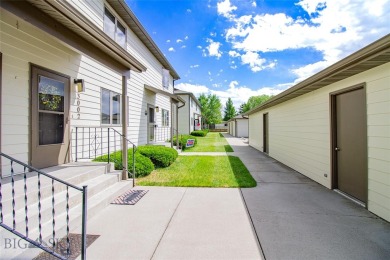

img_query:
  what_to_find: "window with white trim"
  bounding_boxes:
[101,88,121,125]
[162,109,169,126]
[104,8,126,48]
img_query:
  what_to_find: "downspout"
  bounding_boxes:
[121,72,129,180]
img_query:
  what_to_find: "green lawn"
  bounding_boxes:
[136,156,256,188]
[185,132,233,152]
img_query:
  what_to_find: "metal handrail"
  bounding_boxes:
[74,127,137,186]
[110,128,136,187]
[0,152,87,260]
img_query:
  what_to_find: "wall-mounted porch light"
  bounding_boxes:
[155,106,160,113]
[74,79,85,92]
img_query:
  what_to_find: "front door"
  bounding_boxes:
[147,105,155,144]
[263,113,269,153]
[31,65,70,168]
[332,86,367,203]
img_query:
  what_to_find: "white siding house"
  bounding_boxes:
[245,35,390,222]
[0,0,181,173]
[174,89,202,134]
[227,115,249,138]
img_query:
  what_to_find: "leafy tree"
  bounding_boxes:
[198,93,223,126]
[223,97,237,121]
[239,95,272,113]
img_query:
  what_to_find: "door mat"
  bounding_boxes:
[32,233,100,260]
[111,189,148,205]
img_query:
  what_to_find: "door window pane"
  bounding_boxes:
[112,93,121,124]
[38,76,64,112]
[104,8,115,39]
[39,113,64,145]
[149,107,155,123]
[101,89,111,124]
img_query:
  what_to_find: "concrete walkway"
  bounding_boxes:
[80,133,390,260]
[223,133,390,260]
[82,186,263,260]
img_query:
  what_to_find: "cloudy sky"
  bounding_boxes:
[127,0,390,108]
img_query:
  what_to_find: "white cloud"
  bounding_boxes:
[210,32,217,37]
[181,45,187,49]
[176,81,283,109]
[190,64,200,68]
[186,9,192,13]
[252,1,257,7]
[240,51,276,72]
[184,36,189,40]
[228,50,240,57]
[176,39,183,43]
[175,83,210,96]
[208,71,212,75]
[217,0,237,19]
[166,40,171,43]
[197,45,203,49]
[222,0,390,81]
[168,47,175,52]
[205,39,223,59]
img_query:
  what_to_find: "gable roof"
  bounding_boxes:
[245,34,390,115]
[107,0,180,80]
[227,114,248,122]
[174,89,201,107]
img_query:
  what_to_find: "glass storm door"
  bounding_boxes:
[31,65,70,168]
[148,105,155,143]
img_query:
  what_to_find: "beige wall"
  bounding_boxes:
[248,62,390,222]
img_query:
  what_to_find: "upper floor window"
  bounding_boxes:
[162,69,170,89]
[162,109,169,126]
[101,88,121,125]
[104,8,126,48]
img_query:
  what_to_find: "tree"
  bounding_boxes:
[239,95,272,113]
[198,93,223,126]
[223,97,237,121]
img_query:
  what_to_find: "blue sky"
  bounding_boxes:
[126,0,390,108]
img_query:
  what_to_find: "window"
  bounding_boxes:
[191,98,194,108]
[162,109,169,126]
[104,8,126,48]
[101,88,121,125]
[162,69,170,89]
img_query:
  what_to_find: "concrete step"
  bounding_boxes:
[1,173,121,232]
[1,177,133,260]
[1,162,113,212]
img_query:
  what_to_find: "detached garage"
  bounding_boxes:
[228,115,249,137]
[245,35,390,222]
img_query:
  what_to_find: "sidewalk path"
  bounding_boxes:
[82,186,263,260]
[223,133,390,260]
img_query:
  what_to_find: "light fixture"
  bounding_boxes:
[74,79,85,92]
[145,110,148,115]
[155,106,160,112]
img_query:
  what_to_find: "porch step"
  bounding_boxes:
[0,163,133,259]
[1,162,113,213]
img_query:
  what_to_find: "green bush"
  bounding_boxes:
[137,146,178,168]
[93,149,154,177]
[191,130,208,137]
[172,135,197,151]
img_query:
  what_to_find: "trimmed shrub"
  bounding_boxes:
[93,149,154,177]
[172,135,197,151]
[191,130,207,137]
[137,146,178,168]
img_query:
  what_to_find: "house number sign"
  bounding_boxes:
[73,93,81,119]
